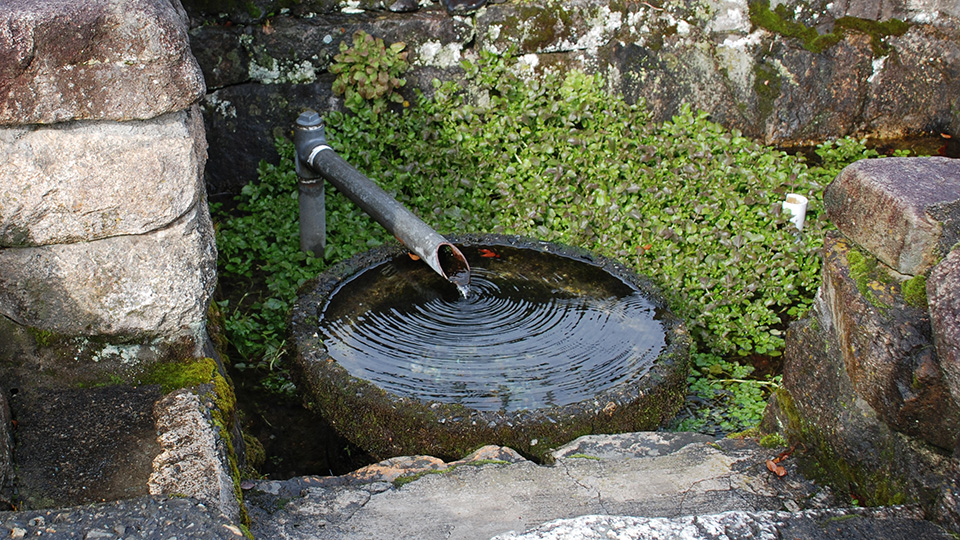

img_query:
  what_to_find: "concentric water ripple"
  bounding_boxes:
[319,245,666,412]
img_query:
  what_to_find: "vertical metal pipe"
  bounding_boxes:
[295,111,326,256]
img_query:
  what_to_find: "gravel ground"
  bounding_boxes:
[0,496,244,540]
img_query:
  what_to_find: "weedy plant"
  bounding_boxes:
[330,30,409,115]
[214,48,907,431]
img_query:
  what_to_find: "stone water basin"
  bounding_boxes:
[290,234,690,462]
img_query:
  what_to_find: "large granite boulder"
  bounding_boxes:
[0,0,216,348]
[0,107,207,247]
[816,232,960,450]
[767,293,960,532]
[929,247,960,412]
[824,157,960,276]
[0,0,205,125]
[0,202,216,340]
[767,157,960,533]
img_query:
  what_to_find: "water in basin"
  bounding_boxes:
[318,244,666,412]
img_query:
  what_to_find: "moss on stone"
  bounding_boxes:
[73,374,126,389]
[140,357,218,394]
[846,247,891,311]
[748,0,909,56]
[565,453,602,460]
[749,1,834,53]
[504,1,575,53]
[26,327,60,348]
[773,388,910,508]
[753,61,782,121]
[392,459,510,488]
[138,355,250,524]
[901,274,928,309]
[243,433,266,473]
[835,16,909,56]
[758,431,787,448]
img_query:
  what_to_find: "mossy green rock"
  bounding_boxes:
[818,232,960,450]
[765,238,960,532]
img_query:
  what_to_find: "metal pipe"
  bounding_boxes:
[294,110,470,288]
[295,114,326,255]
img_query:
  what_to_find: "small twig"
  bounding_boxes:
[711,378,781,388]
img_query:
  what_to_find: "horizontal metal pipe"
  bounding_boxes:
[294,111,470,286]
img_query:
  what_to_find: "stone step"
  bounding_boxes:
[493,508,950,540]
[244,431,951,540]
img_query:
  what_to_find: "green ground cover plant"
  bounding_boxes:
[214,48,901,432]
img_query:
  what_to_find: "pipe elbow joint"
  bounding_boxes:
[294,110,330,173]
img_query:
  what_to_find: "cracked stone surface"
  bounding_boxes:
[245,432,837,540]
[492,507,954,540]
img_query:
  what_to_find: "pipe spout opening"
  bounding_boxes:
[436,243,471,292]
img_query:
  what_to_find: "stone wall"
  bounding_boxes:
[182,0,960,195]
[0,0,216,360]
[766,157,960,532]
[0,1,238,517]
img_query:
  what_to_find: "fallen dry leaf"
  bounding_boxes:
[766,459,787,477]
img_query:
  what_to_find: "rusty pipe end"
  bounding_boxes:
[433,242,471,290]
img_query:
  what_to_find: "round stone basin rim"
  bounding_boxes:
[290,233,691,460]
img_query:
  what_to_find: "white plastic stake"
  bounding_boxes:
[782,193,808,231]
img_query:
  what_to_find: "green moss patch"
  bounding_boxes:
[753,62,782,120]
[901,275,927,308]
[140,358,218,394]
[773,388,909,508]
[393,459,510,488]
[845,247,892,311]
[749,0,909,55]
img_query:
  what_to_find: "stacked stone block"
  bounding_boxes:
[0,0,215,350]
[769,157,960,532]
[0,0,244,520]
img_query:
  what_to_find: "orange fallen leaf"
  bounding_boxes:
[766,459,787,477]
